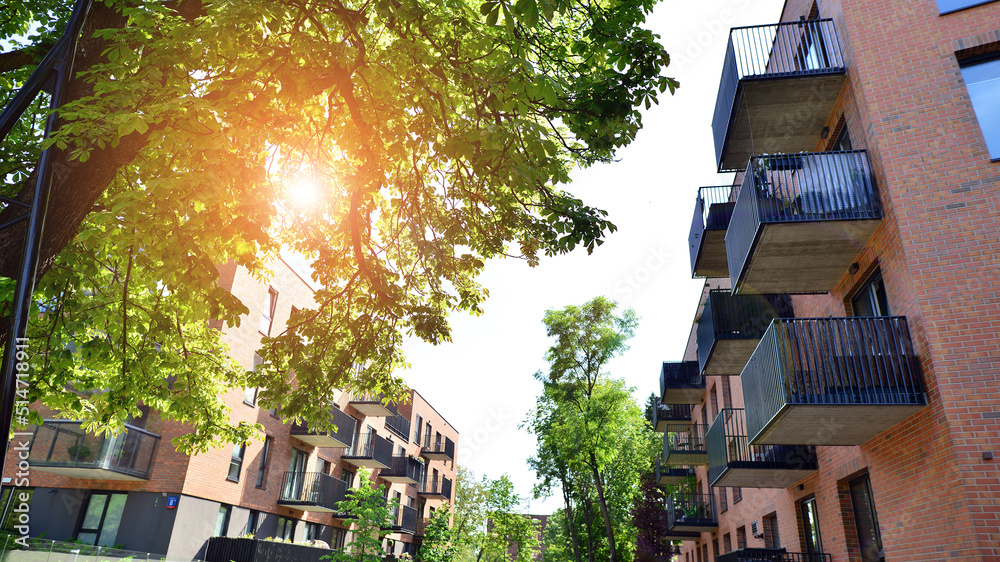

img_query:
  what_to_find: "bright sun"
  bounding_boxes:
[287,176,322,209]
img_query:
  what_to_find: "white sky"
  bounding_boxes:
[401,0,786,514]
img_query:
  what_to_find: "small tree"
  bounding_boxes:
[419,504,457,562]
[324,468,396,562]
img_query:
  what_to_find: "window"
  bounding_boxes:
[245,510,260,536]
[424,423,432,447]
[736,526,747,549]
[709,384,718,423]
[960,53,1000,159]
[732,486,742,503]
[763,512,780,548]
[833,125,853,151]
[414,415,423,445]
[284,449,307,498]
[319,458,332,476]
[718,487,728,512]
[245,354,263,406]
[228,444,246,481]
[214,504,232,537]
[851,270,889,317]
[938,0,998,14]
[332,527,347,549]
[76,493,127,546]
[723,533,732,553]
[850,474,884,562]
[801,496,823,553]
[341,469,354,487]
[712,539,719,560]
[721,377,732,409]
[276,516,295,540]
[260,287,278,335]
[256,436,272,488]
[305,522,320,541]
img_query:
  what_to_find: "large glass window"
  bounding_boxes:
[801,496,823,553]
[850,474,884,562]
[851,270,889,317]
[276,516,295,540]
[256,436,272,488]
[938,0,998,14]
[960,54,1000,159]
[77,493,127,546]
[227,444,246,482]
[214,504,231,537]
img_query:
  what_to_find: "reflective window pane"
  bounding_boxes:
[960,57,1000,159]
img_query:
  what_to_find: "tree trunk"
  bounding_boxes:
[560,473,583,562]
[590,452,617,562]
[581,498,594,562]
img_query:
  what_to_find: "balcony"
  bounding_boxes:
[742,317,926,446]
[666,493,717,532]
[712,20,846,172]
[419,476,453,500]
[725,151,882,295]
[385,411,411,441]
[390,505,418,534]
[707,409,817,488]
[689,186,737,278]
[341,431,393,469]
[652,402,694,432]
[662,423,707,466]
[656,457,692,485]
[697,290,793,376]
[28,421,158,481]
[349,392,394,417]
[717,548,832,562]
[278,471,349,513]
[290,405,357,448]
[660,361,705,404]
[381,455,424,484]
[421,436,455,462]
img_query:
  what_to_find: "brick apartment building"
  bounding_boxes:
[655,0,999,561]
[2,257,459,559]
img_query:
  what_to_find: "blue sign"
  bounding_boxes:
[166,496,179,509]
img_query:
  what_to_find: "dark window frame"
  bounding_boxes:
[801,495,823,554]
[256,436,272,489]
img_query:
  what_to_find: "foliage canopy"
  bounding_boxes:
[0,0,675,450]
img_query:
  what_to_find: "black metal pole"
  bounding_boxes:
[0,0,93,479]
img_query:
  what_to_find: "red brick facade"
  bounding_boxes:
[674,1,999,561]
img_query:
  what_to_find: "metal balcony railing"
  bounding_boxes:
[419,476,453,499]
[666,493,717,530]
[697,290,793,376]
[342,431,393,468]
[712,20,846,170]
[689,185,738,277]
[382,455,424,483]
[717,549,832,562]
[28,421,159,480]
[290,405,357,448]
[421,436,455,461]
[652,401,694,430]
[278,471,348,511]
[742,317,926,445]
[725,150,881,292]
[707,409,817,488]
[397,505,418,533]
[659,361,704,401]
[384,411,411,441]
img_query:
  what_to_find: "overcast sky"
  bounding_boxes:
[401,0,786,514]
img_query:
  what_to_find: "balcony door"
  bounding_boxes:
[850,474,884,562]
[801,496,823,553]
[851,271,889,317]
[76,492,127,546]
[284,448,307,500]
